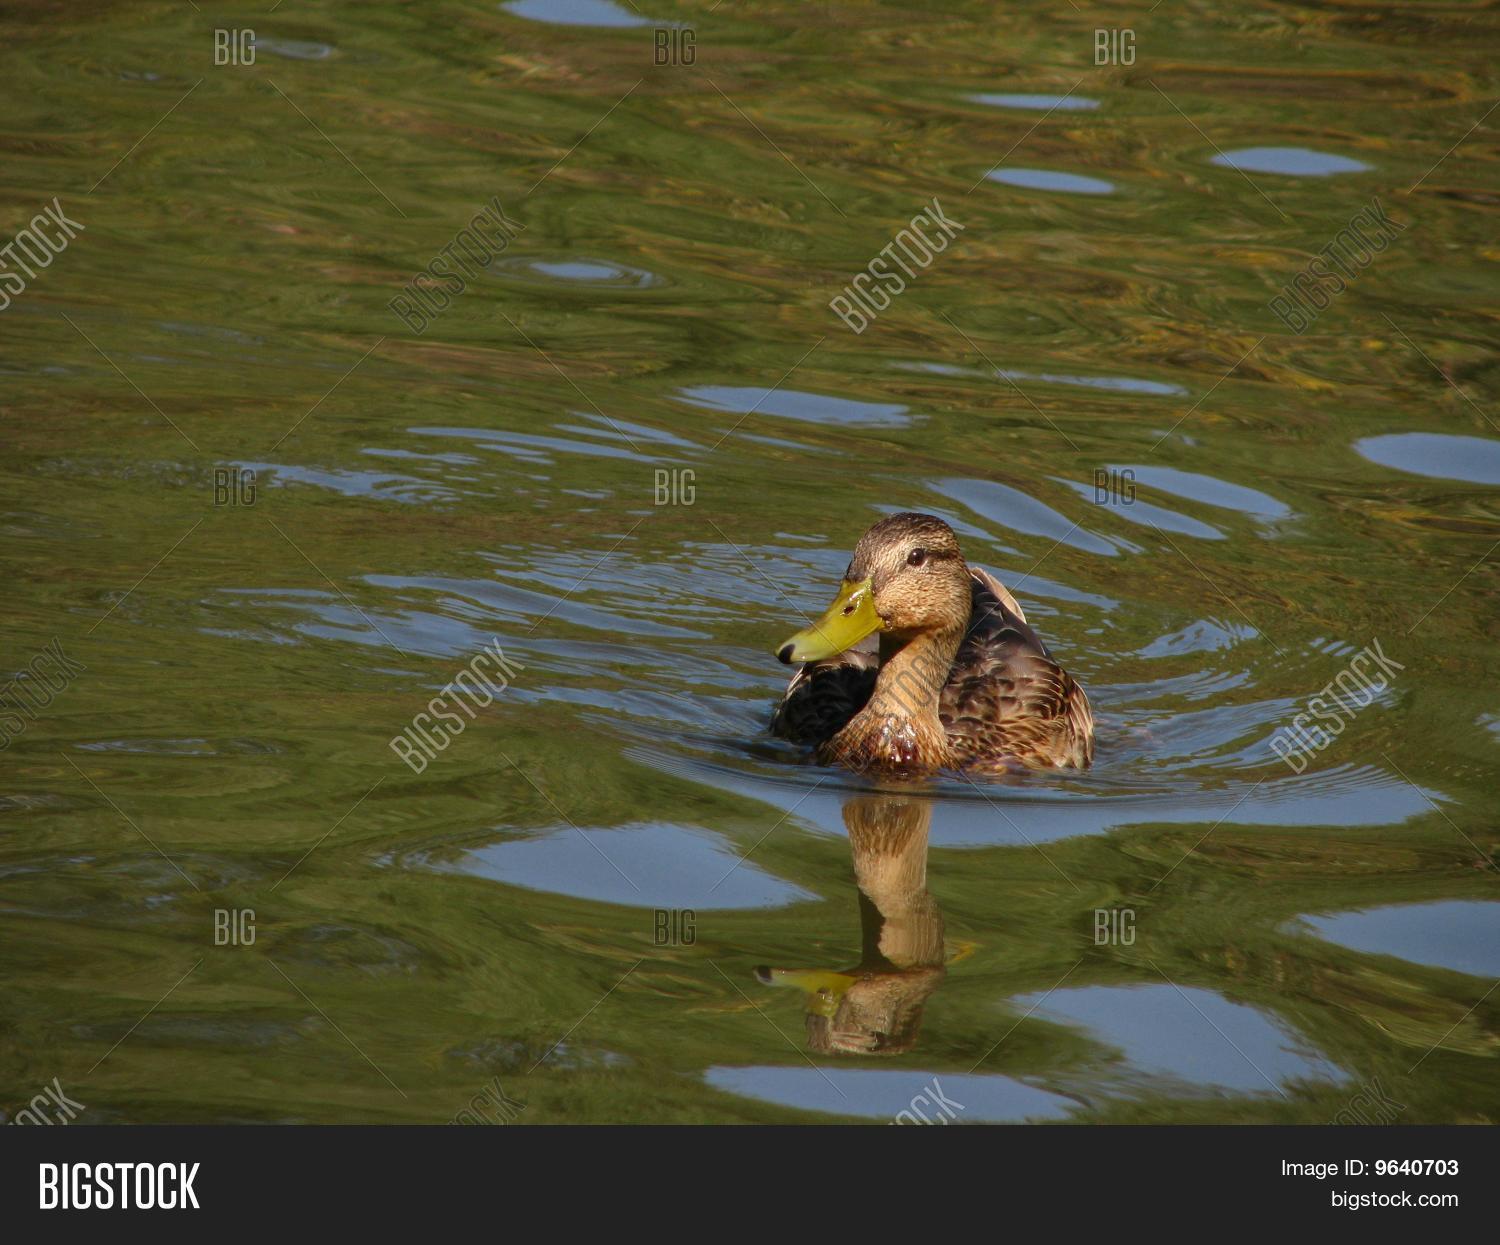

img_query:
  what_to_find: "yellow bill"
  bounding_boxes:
[775,577,881,664]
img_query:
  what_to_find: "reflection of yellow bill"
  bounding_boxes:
[757,968,857,1017]
[776,578,880,663]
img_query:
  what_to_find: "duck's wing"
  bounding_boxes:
[770,635,878,746]
[940,568,1094,769]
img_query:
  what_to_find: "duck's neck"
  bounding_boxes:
[824,624,965,772]
[870,626,964,719]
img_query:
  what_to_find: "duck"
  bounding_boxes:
[771,511,1093,773]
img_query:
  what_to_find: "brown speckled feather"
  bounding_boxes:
[771,568,1093,769]
[940,569,1094,769]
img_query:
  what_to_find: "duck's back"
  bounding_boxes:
[939,569,1094,769]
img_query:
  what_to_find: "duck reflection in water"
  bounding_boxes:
[756,792,945,1055]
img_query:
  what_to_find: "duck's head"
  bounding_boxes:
[776,512,971,664]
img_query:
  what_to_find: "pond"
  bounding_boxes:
[0,0,1496,1123]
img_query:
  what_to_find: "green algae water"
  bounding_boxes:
[1,1,1497,1124]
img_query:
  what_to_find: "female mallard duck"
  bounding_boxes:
[771,512,1093,773]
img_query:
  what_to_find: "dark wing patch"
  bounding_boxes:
[770,636,878,745]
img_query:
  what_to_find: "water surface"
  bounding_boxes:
[1,0,1497,1125]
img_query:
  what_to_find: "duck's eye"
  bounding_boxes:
[907,547,927,567]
